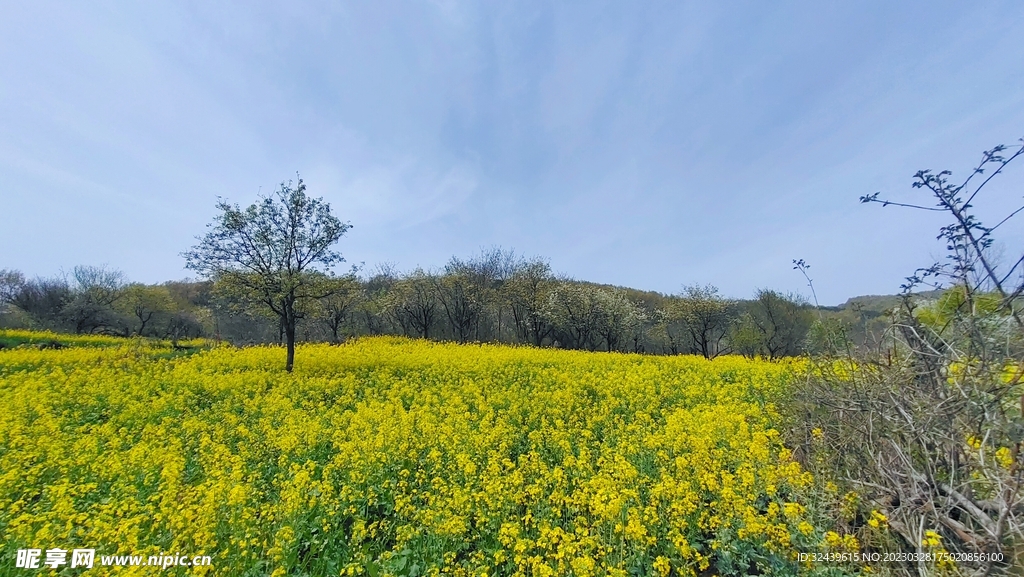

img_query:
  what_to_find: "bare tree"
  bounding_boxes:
[359,263,399,336]
[434,258,486,343]
[317,273,361,343]
[0,269,24,305]
[546,281,602,351]
[750,289,812,360]
[593,288,645,352]
[118,283,175,336]
[505,258,554,346]
[63,265,127,334]
[676,284,732,359]
[389,269,439,339]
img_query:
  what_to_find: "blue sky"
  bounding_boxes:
[2,1,1023,305]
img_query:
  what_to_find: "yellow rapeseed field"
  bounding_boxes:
[0,332,842,576]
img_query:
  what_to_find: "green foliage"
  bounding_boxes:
[117,283,176,337]
[915,285,1004,331]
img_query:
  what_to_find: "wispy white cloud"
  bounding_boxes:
[2,1,1023,302]
[307,158,479,230]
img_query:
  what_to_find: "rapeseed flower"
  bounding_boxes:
[1,331,828,575]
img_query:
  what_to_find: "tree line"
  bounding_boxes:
[0,251,818,359]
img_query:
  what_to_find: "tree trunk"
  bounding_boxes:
[285,318,296,372]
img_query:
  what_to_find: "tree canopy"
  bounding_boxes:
[183,177,350,371]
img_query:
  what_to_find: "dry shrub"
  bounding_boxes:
[789,140,1024,576]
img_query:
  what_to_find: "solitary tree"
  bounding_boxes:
[183,177,350,371]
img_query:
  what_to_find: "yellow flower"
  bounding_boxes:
[995,447,1015,469]
[0,330,817,576]
[782,502,804,520]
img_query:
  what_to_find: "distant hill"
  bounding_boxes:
[828,290,944,314]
